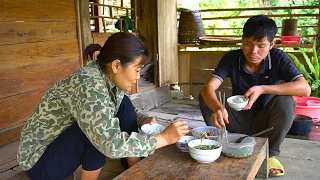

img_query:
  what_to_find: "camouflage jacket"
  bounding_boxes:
[17,61,157,171]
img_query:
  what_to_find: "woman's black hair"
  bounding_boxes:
[84,32,149,70]
[243,15,278,43]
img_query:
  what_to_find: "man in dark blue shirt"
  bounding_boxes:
[199,15,310,177]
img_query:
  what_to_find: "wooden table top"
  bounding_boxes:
[114,137,268,180]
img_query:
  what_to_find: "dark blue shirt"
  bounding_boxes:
[212,48,303,110]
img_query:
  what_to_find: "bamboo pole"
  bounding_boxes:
[134,0,137,31]
[102,0,106,33]
[317,11,320,50]
[178,44,314,49]
[91,16,136,20]
[120,18,123,32]
[89,2,134,10]
[203,25,317,30]
[176,5,319,12]
[204,34,317,38]
[200,14,318,20]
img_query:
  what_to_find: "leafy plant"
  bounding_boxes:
[288,45,320,97]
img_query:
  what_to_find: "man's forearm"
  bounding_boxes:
[261,78,311,97]
[201,86,222,112]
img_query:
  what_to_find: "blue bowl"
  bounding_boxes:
[288,114,312,136]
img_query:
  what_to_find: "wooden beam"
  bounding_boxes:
[92,0,100,32]
[76,0,93,66]
[178,43,314,49]
[177,5,320,12]
[203,35,317,38]
[203,25,318,30]
[178,53,191,96]
[158,0,178,86]
[89,2,135,10]
[200,14,318,20]
[90,16,136,20]
[135,0,158,87]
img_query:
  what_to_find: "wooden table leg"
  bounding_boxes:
[257,139,269,179]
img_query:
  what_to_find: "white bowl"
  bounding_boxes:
[191,126,223,140]
[188,139,222,163]
[227,95,249,111]
[176,136,197,152]
[140,124,165,135]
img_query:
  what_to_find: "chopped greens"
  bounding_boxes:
[194,145,219,150]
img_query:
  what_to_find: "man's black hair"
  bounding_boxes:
[243,15,278,42]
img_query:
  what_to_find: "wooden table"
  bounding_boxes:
[114,137,269,180]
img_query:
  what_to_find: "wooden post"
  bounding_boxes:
[75,0,84,67]
[92,0,100,32]
[119,18,123,32]
[75,0,93,66]
[76,0,94,66]
[158,0,178,86]
[134,0,138,31]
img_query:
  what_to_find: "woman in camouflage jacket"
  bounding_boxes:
[18,32,189,180]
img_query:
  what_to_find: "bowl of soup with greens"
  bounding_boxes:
[188,139,222,163]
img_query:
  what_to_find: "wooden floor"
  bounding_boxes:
[1,98,319,179]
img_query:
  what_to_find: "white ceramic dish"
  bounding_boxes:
[188,139,222,163]
[176,136,197,152]
[191,126,223,140]
[140,124,165,135]
[227,95,249,111]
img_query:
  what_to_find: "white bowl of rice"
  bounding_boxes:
[140,124,165,135]
[227,95,249,111]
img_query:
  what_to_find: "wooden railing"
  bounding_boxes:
[178,5,320,49]
[89,1,137,32]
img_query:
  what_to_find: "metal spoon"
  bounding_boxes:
[235,127,274,143]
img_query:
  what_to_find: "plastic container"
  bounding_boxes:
[288,114,313,135]
[191,126,223,140]
[227,95,249,111]
[218,133,256,158]
[176,136,197,152]
[280,36,301,44]
[293,96,320,124]
[188,139,222,163]
[306,100,320,106]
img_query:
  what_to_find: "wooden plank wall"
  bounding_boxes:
[0,0,81,146]
[178,51,310,98]
[157,0,178,86]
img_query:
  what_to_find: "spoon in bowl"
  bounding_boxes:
[235,127,274,143]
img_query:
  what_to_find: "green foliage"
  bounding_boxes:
[288,45,320,97]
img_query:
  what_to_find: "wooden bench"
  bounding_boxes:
[114,137,269,180]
